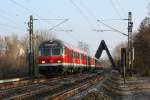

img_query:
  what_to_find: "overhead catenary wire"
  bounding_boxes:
[7,0,127,37]
[108,0,122,19]
[0,13,24,29]
[53,29,72,32]
[115,0,127,16]
[77,0,127,37]
[49,19,68,31]
[58,30,81,43]
[9,0,41,18]
[0,8,20,20]
[77,0,106,40]
[9,0,33,14]
[0,23,24,31]
[10,0,71,30]
[0,7,25,31]
[34,18,68,21]
[98,19,128,21]
[35,18,69,31]
[69,0,94,28]
[52,27,83,48]
[9,0,70,34]
[0,8,24,31]
[78,0,101,27]
[97,20,128,36]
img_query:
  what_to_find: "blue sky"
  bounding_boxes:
[0,0,149,56]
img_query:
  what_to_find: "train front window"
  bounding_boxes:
[40,48,51,56]
[52,48,62,56]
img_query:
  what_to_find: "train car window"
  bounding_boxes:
[80,54,82,59]
[78,53,80,59]
[40,48,51,56]
[52,48,62,56]
[74,52,76,58]
[71,50,73,58]
[82,55,85,59]
[79,54,82,62]
[76,52,79,58]
[76,53,78,58]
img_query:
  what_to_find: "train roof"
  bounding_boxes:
[39,39,92,56]
[39,39,63,48]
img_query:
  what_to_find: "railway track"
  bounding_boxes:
[0,72,106,100]
[48,75,104,100]
[0,74,75,99]
[0,77,48,90]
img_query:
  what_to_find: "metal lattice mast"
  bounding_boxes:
[28,15,34,77]
[128,12,133,75]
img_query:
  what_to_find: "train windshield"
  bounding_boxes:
[39,48,51,56]
[39,47,62,56]
[52,48,62,56]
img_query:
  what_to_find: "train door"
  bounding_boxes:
[87,56,91,67]
[79,54,82,66]
[71,50,74,67]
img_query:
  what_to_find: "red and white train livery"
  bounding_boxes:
[38,39,102,75]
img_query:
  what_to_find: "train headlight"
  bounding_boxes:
[57,60,61,63]
[42,61,45,64]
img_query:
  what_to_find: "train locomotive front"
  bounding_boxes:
[38,40,65,75]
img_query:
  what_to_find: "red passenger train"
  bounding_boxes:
[38,39,102,75]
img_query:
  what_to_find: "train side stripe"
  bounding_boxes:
[38,63,94,67]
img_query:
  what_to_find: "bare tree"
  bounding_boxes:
[0,34,28,79]
[0,30,57,79]
[0,36,6,56]
[133,17,150,76]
